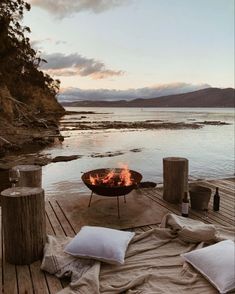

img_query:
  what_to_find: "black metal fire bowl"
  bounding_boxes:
[81,168,142,197]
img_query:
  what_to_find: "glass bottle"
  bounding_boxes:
[181,191,189,217]
[213,187,220,211]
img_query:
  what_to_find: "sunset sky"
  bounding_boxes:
[25,0,234,101]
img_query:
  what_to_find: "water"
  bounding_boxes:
[42,107,234,196]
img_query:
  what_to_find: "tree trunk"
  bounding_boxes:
[13,165,42,187]
[163,157,188,204]
[1,187,46,265]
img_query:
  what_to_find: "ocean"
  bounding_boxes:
[41,107,234,196]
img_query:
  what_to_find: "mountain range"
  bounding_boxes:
[61,88,235,108]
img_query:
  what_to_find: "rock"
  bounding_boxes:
[51,155,82,163]
[34,157,52,166]
[130,148,142,153]
[90,151,124,158]
[64,111,96,115]
[198,120,230,125]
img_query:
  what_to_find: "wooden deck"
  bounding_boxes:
[0,177,234,294]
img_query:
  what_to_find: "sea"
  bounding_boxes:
[41,107,234,196]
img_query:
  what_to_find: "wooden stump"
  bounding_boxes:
[13,165,42,187]
[1,187,46,265]
[163,157,188,204]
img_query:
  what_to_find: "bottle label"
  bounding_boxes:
[182,202,189,214]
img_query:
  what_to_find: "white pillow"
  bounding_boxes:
[181,240,235,293]
[64,226,135,265]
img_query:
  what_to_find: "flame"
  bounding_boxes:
[102,170,115,184]
[89,165,133,187]
[119,165,132,186]
[89,174,99,185]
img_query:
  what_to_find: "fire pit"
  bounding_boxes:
[81,167,142,217]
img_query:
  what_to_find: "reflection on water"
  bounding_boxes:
[41,107,234,196]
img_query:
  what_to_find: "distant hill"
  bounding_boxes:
[61,88,235,108]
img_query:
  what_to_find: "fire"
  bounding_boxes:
[89,165,133,187]
[89,174,99,185]
[119,165,132,186]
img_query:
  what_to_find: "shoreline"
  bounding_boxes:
[0,108,233,194]
[0,113,231,170]
[62,105,235,109]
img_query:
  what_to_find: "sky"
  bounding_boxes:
[24,0,234,101]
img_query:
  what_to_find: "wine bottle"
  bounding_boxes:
[213,187,220,211]
[181,192,189,217]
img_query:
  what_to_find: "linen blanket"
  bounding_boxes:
[41,214,235,294]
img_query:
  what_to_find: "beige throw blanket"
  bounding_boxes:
[41,214,235,294]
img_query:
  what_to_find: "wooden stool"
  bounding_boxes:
[163,157,188,204]
[1,187,46,265]
[13,165,42,187]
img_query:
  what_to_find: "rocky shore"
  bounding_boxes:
[0,108,105,171]
[60,119,230,131]
[0,85,65,169]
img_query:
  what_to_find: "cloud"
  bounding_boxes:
[40,52,123,79]
[29,0,130,18]
[30,39,67,50]
[58,83,211,102]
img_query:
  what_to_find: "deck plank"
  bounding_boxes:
[3,263,18,294]
[46,212,55,236]
[2,228,18,294]
[202,181,234,197]
[218,179,235,189]
[30,261,50,294]
[44,274,63,294]
[16,265,34,294]
[225,178,235,183]
[45,201,66,236]
[50,200,76,237]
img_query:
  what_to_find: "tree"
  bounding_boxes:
[0,0,60,100]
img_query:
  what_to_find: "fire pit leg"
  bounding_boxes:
[124,195,126,203]
[88,192,93,207]
[117,196,120,218]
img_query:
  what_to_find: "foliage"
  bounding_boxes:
[0,0,60,100]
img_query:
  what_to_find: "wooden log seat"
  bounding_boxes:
[163,157,188,204]
[1,187,46,265]
[13,165,42,188]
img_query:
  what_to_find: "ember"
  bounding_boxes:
[89,165,133,187]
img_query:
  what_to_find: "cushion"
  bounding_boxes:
[64,226,135,265]
[181,240,235,293]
